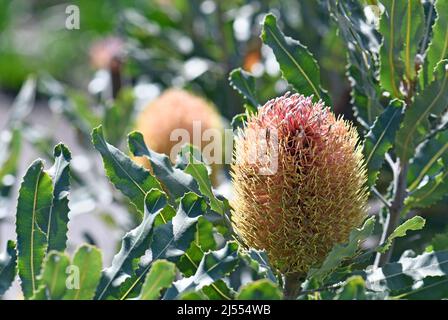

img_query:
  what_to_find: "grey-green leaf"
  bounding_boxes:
[139,260,176,300]
[63,244,102,300]
[16,160,53,299]
[308,216,376,283]
[261,13,331,105]
[423,0,448,86]
[164,241,239,299]
[364,99,404,187]
[377,216,426,253]
[182,145,227,215]
[92,125,162,214]
[379,0,424,98]
[229,68,259,112]
[40,251,71,299]
[46,144,71,252]
[395,61,448,161]
[128,131,199,199]
[95,189,167,300]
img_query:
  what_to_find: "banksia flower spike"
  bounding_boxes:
[231,93,368,276]
[135,89,225,185]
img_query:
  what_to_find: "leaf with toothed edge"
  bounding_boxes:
[138,260,176,300]
[181,144,228,216]
[92,125,162,215]
[114,192,207,300]
[94,189,167,300]
[127,131,199,200]
[46,144,71,252]
[421,0,448,87]
[16,160,53,299]
[163,242,239,299]
[376,216,426,253]
[307,216,376,284]
[261,13,331,106]
[236,279,282,300]
[379,0,424,98]
[395,61,448,161]
[229,68,259,113]
[363,99,404,187]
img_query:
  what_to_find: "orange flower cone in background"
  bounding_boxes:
[231,93,368,275]
[134,89,225,185]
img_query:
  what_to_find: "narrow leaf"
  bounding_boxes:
[308,216,376,283]
[364,99,404,187]
[377,216,426,253]
[139,260,176,300]
[46,144,71,252]
[92,125,162,214]
[16,160,53,299]
[379,0,424,97]
[424,0,448,85]
[63,244,102,300]
[40,251,71,300]
[228,68,259,112]
[395,61,448,161]
[164,241,239,299]
[128,131,199,199]
[261,13,330,105]
[182,145,227,215]
[95,189,167,300]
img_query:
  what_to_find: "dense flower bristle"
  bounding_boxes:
[231,93,368,274]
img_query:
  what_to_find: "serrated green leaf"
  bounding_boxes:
[395,61,448,161]
[164,242,239,299]
[261,13,330,105]
[201,279,235,300]
[423,0,448,86]
[364,99,404,186]
[182,145,227,215]
[64,244,102,300]
[40,251,71,300]
[367,250,448,294]
[377,216,426,253]
[308,216,376,284]
[138,260,176,300]
[404,168,448,210]
[397,276,448,300]
[16,160,53,299]
[407,130,448,190]
[46,144,71,252]
[178,217,217,277]
[0,240,17,296]
[95,189,167,300]
[379,0,425,97]
[329,0,382,126]
[228,68,259,112]
[128,131,199,199]
[113,192,207,300]
[236,279,282,300]
[335,276,366,300]
[92,125,162,214]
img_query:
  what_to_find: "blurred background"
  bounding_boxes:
[1,0,446,298]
